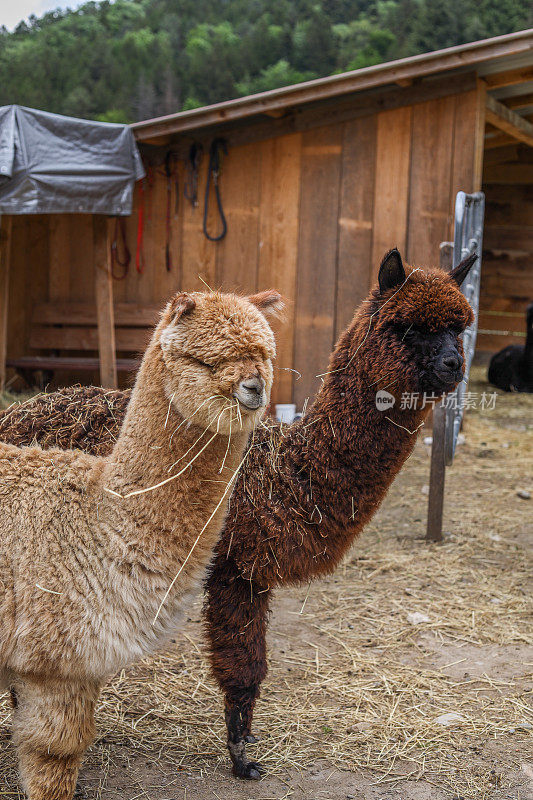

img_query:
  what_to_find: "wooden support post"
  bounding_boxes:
[426,402,447,542]
[426,242,453,543]
[0,216,13,391]
[93,215,118,389]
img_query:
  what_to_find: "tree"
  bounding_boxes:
[293,8,336,74]
[236,59,315,95]
[0,0,530,122]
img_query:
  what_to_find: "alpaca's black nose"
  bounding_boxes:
[234,376,266,410]
[442,354,463,372]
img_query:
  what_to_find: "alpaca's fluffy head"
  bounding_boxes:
[365,249,475,396]
[159,289,283,435]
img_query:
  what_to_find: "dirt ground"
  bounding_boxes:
[0,367,531,800]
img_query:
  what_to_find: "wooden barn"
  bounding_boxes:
[1,29,532,406]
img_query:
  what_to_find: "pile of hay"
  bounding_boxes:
[0,369,531,798]
[0,385,129,456]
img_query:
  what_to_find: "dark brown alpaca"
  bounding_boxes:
[0,250,475,781]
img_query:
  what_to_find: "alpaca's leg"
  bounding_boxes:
[224,687,264,779]
[11,675,99,800]
[204,556,270,780]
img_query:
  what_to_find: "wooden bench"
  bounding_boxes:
[7,301,160,386]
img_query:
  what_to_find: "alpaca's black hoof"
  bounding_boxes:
[233,760,265,780]
[245,733,259,743]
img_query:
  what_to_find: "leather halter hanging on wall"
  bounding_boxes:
[132,139,229,277]
[164,151,180,271]
[203,138,228,242]
[184,143,203,209]
[110,217,131,280]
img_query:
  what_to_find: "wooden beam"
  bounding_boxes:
[93,216,118,389]
[484,132,515,149]
[139,72,478,162]
[485,94,533,148]
[0,216,12,391]
[33,301,160,327]
[29,325,149,353]
[484,65,533,89]
[263,109,288,118]
[504,92,533,111]
[395,77,413,87]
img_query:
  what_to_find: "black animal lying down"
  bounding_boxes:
[488,302,533,393]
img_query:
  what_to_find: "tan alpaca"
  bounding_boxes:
[0,288,282,800]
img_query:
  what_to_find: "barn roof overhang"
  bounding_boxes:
[132,29,533,147]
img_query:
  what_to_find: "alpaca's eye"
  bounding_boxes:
[449,326,463,337]
[394,323,415,339]
[189,355,214,371]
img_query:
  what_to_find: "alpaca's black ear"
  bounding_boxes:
[450,252,477,287]
[378,248,406,293]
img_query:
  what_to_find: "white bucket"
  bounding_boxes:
[275,403,297,424]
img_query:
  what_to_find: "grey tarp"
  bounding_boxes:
[0,105,144,215]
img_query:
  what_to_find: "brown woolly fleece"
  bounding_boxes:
[0,288,281,800]
[0,250,475,784]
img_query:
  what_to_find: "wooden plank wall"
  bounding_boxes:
[7,215,49,365]
[478,178,533,353]
[6,85,484,405]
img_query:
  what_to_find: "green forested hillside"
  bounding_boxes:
[0,0,531,123]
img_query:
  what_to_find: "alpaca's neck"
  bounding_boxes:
[104,341,248,572]
[300,310,428,525]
